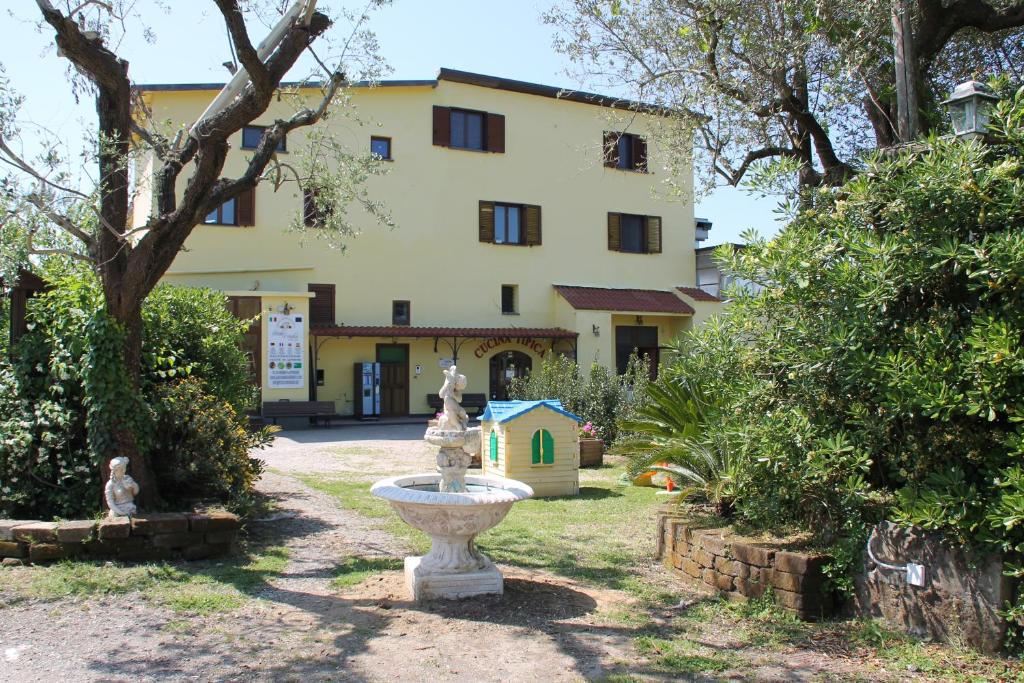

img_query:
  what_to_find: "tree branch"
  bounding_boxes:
[212,0,272,95]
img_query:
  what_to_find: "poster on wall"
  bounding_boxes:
[267,313,304,389]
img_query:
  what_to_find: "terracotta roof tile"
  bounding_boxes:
[310,325,577,339]
[554,285,695,314]
[676,286,722,302]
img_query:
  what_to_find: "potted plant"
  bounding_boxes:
[579,421,604,467]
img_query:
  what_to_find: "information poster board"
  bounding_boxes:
[267,313,305,389]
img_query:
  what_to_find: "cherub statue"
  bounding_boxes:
[437,365,469,432]
[105,456,140,518]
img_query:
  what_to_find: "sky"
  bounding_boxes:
[0,1,783,246]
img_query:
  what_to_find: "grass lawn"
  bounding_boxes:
[3,545,290,615]
[298,464,666,597]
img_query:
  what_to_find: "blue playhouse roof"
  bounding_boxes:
[480,400,583,424]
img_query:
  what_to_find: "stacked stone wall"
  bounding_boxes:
[0,512,240,565]
[657,512,834,620]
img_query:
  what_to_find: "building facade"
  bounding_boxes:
[135,69,721,417]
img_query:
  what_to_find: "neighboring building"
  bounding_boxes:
[134,68,722,417]
[696,243,760,298]
[480,400,581,497]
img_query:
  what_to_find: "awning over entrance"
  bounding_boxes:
[309,325,578,363]
[554,285,695,314]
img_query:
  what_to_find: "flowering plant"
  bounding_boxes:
[580,422,600,439]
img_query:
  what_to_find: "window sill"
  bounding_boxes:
[530,464,555,468]
[203,223,253,228]
[501,311,520,316]
[444,145,499,154]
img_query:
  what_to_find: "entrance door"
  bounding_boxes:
[376,344,409,416]
[489,350,533,400]
[615,325,660,380]
[226,296,262,412]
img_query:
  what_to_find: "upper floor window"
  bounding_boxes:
[308,283,336,326]
[370,136,392,160]
[392,300,411,326]
[608,212,662,254]
[433,106,505,153]
[501,285,518,314]
[204,188,255,226]
[303,188,331,228]
[603,131,647,172]
[479,201,541,246]
[242,125,286,152]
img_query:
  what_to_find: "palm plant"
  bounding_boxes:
[616,378,740,517]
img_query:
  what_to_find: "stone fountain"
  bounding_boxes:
[371,365,533,600]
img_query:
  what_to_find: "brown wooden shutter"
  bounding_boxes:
[646,216,662,253]
[479,201,495,243]
[307,283,336,326]
[432,106,450,147]
[633,135,648,172]
[524,205,541,246]
[607,212,621,251]
[602,131,618,167]
[236,187,255,226]
[486,113,505,153]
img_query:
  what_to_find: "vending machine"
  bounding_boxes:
[353,362,381,419]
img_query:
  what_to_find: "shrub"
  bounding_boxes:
[0,267,265,518]
[508,353,650,444]
[659,87,1024,612]
[150,378,269,512]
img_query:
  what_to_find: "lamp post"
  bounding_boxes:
[942,80,998,140]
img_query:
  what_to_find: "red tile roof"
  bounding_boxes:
[554,285,695,314]
[310,325,578,339]
[676,286,722,302]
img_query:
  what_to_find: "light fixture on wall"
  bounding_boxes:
[592,324,600,336]
[277,302,293,315]
[636,315,644,325]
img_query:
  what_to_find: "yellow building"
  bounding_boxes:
[480,400,582,497]
[134,69,722,418]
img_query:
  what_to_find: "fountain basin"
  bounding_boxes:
[371,473,533,600]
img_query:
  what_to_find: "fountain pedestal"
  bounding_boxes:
[371,366,532,601]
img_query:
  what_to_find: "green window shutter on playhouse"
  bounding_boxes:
[531,429,554,465]
[489,430,498,462]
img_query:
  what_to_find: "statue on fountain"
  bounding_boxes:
[424,365,481,492]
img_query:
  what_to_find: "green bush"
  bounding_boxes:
[150,378,268,512]
[0,268,266,519]
[659,87,1024,612]
[508,353,650,444]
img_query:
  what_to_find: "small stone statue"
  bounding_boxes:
[105,456,139,518]
[437,365,469,432]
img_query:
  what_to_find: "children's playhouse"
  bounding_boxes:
[479,400,581,497]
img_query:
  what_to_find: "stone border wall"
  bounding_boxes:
[0,512,240,565]
[657,512,834,620]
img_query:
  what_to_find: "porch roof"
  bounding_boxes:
[310,325,578,339]
[553,285,695,314]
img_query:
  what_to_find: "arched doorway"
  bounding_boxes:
[489,350,533,400]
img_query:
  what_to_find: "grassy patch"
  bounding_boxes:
[635,635,732,675]
[331,556,402,590]
[24,546,290,615]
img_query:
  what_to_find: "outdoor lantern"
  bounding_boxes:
[942,80,998,139]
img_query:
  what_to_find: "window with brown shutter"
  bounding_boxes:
[486,113,505,153]
[603,131,647,172]
[307,283,335,326]
[432,106,451,147]
[434,105,505,153]
[607,212,621,251]
[524,205,541,246]
[609,212,662,253]
[204,188,255,226]
[479,201,495,242]
[603,132,619,168]
[646,216,662,253]
[237,187,255,226]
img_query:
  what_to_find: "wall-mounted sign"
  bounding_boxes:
[472,337,548,359]
[438,358,454,369]
[267,313,304,389]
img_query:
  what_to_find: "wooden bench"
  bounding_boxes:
[426,393,488,416]
[262,400,336,427]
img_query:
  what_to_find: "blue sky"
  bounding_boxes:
[1,1,782,246]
